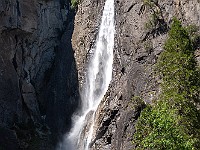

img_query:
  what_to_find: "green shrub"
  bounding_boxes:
[186,25,200,49]
[133,19,200,150]
[143,0,163,30]
[131,96,145,110]
[71,0,78,8]
[143,0,157,7]
[145,12,160,30]
[144,40,153,54]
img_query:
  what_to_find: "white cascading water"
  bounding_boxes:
[57,0,115,149]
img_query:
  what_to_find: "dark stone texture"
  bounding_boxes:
[0,126,18,150]
[0,0,79,149]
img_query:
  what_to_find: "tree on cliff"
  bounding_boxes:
[133,19,200,150]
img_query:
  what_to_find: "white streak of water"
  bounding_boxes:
[57,0,115,149]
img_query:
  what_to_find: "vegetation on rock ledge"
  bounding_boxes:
[133,19,200,150]
[71,0,78,8]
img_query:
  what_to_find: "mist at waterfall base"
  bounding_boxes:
[57,0,115,149]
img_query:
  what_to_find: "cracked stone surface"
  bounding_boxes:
[72,0,200,149]
[0,0,79,149]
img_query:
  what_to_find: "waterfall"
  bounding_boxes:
[57,0,115,149]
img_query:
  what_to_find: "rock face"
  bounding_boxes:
[72,0,106,88]
[0,0,200,149]
[0,0,79,149]
[72,0,200,150]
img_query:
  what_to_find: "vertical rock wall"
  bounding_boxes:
[0,0,80,149]
[72,0,200,149]
[72,0,106,88]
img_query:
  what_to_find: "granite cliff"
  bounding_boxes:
[0,0,79,149]
[0,0,200,149]
[72,0,200,149]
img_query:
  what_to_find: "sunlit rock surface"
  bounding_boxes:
[0,0,199,149]
[72,0,200,149]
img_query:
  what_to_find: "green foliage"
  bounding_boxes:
[145,12,160,30]
[157,19,200,99]
[131,96,145,110]
[143,0,163,32]
[186,25,200,49]
[144,40,153,54]
[71,0,78,8]
[133,19,200,150]
[143,0,158,7]
[143,0,152,7]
